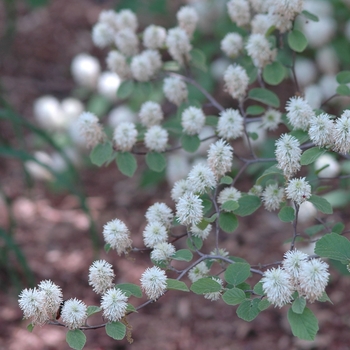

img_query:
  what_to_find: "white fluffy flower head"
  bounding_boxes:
[116,9,138,32]
[188,262,210,282]
[101,288,128,322]
[227,0,251,27]
[37,280,63,318]
[130,54,153,82]
[187,163,217,194]
[88,260,115,295]
[144,125,169,152]
[115,28,139,57]
[275,134,301,178]
[190,224,212,240]
[92,22,114,49]
[171,179,191,202]
[61,298,87,329]
[286,177,311,205]
[221,32,243,58]
[262,183,284,211]
[261,267,294,308]
[166,27,192,65]
[207,139,234,178]
[145,202,174,229]
[176,192,203,226]
[251,14,271,35]
[181,106,206,135]
[113,122,138,152]
[282,250,308,284]
[140,266,167,300]
[139,101,163,127]
[143,25,167,49]
[333,110,350,154]
[163,76,188,106]
[286,97,315,131]
[103,219,133,255]
[143,221,168,248]
[77,112,106,149]
[224,64,249,101]
[177,6,198,37]
[218,187,241,207]
[262,108,282,131]
[308,113,334,148]
[217,108,244,140]
[204,277,223,301]
[106,51,131,80]
[151,242,176,262]
[18,288,48,325]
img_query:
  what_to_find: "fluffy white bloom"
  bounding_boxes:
[177,6,198,37]
[261,108,282,131]
[286,97,315,131]
[181,106,206,135]
[227,0,251,27]
[308,113,334,148]
[315,154,340,178]
[286,177,311,205]
[188,261,210,282]
[139,101,163,127]
[333,110,350,154]
[187,163,217,194]
[143,222,168,248]
[98,9,119,32]
[145,202,174,229]
[151,242,176,262]
[142,49,162,72]
[217,187,241,206]
[245,33,277,69]
[103,219,133,255]
[143,25,167,49]
[275,134,301,178]
[88,260,115,295]
[116,9,138,32]
[298,259,329,302]
[176,192,203,226]
[140,266,167,300]
[210,248,229,259]
[61,298,87,329]
[271,0,303,21]
[61,98,84,121]
[248,184,263,196]
[223,64,249,101]
[108,105,136,127]
[163,76,188,106]
[97,72,121,101]
[171,179,191,202]
[130,54,153,82]
[251,14,271,35]
[282,250,308,285]
[18,288,48,325]
[166,27,192,65]
[144,125,169,152]
[77,112,106,149]
[204,277,223,301]
[261,267,294,308]
[106,51,131,80]
[71,53,100,89]
[101,288,128,322]
[207,139,233,178]
[92,22,115,48]
[217,108,244,140]
[115,28,139,57]
[190,224,212,240]
[262,183,284,211]
[37,280,63,318]
[221,33,243,58]
[249,0,271,13]
[113,122,138,152]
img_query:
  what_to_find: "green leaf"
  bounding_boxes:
[301,10,319,22]
[27,323,34,332]
[196,219,209,230]
[256,164,283,185]
[233,196,261,216]
[300,147,326,165]
[304,224,324,236]
[115,283,143,298]
[117,80,134,99]
[162,61,181,71]
[258,299,271,311]
[190,48,207,72]
[145,152,166,172]
[190,277,222,294]
[219,212,238,233]
[308,195,333,214]
[116,152,137,177]
[90,143,113,167]
[263,61,285,85]
[246,105,265,116]
[126,303,137,313]
[205,115,218,127]
[220,176,233,185]
[221,200,239,212]
[222,288,246,305]
[236,299,260,322]
[104,243,111,253]
[336,84,350,96]
[290,129,310,144]
[332,222,345,235]
[166,278,189,292]
[317,291,332,303]
[336,70,350,84]
[172,249,193,262]
[201,198,213,214]
[204,213,218,223]
[253,282,264,296]
[315,233,350,264]
[224,262,251,286]
[288,29,308,53]
[66,330,86,350]
[292,297,306,314]
[248,88,280,108]
[87,305,102,317]
[105,321,126,340]
[186,236,203,251]
[278,206,295,222]
[86,94,111,117]
[181,134,200,153]
[287,307,319,341]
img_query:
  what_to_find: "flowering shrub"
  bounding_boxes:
[18,1,350,349]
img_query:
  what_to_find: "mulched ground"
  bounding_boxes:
[1,1,350,349]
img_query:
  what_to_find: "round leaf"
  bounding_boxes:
[308,195,333,214]
[117,80,134,99]
[222,288,246,305]
[288,29,308,53]
[248,88,280,108]
[336,84,350,96]
[336,71,350,84]
[287,307,319,341]
[233,195,261,216]
[166,278,189,292]
[90,143,113,167]
[246,105,265,116]
[181,134,200,153]
[190,277,222,294]
[105,321,126,340]
[66,330,86,350]
[300,147,326,165]
[219,212,238,233]
[278,206,295,222]
[116,152,137,177]
[224,262,251,286]
[236,299,260,322]
[263,61,285,85]
[172,249,193,262]
[145,152,166,172]
[315,233,350,264]
[115,283,143,298]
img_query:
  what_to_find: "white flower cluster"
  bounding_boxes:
[88,260,115,295]
[262,250,329,308]
[77,112,106,149]
[223,64,249,101]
